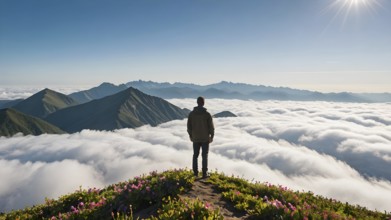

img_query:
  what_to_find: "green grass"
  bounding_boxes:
[1,169,390,220]
[208,173,390,220]
[0,108,66,136]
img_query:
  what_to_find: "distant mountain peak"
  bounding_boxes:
[98,82,120,87]
[35,88,69,99]
[214,111,237,118]
[12,89,79,118]
[99,82,114,86]
[35,88,54,97]
[69,82,128,103]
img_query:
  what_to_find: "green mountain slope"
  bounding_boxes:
[0,108,66,136]
[2,169,389,220]
[12,88,79,118]
[46,87,189,133]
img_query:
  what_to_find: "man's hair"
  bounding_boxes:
[197,96,205,106]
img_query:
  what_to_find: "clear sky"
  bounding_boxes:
[1,0,390,92]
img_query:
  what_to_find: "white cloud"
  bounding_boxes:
[0,87,86,100]
[0,88,40,100]
[1,99,391,212]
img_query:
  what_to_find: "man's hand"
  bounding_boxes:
[209,137,213,143]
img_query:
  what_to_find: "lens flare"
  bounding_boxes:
[321,0,384,29]
[349,0,367,5]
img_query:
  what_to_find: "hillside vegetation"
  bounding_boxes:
[1,169,389,220]
[0,108,65,136]
[12,89,79,118]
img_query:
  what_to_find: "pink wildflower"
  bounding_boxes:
[271,199,284,209]
[131,184,139,190]
[89,202,96,209]
[73,209,79,214]
[98,198,106,206]
[277,200,284,208]
[288,203,296,211]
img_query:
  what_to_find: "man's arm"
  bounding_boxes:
[187,113,193,141]
[208,114,214,142]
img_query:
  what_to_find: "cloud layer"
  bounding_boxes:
[1,99,391,212]
[0,87,85,100]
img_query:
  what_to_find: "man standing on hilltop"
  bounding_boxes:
[187,96,214,178]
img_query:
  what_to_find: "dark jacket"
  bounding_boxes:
[187,106,214,143]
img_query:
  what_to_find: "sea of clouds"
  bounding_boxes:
[1,99,391,212]
[0,86,86,100]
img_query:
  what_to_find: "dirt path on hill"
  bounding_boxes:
[134,178,250,219]
[179,178,249,220]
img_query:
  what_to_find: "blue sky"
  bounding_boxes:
[1,0,390,92]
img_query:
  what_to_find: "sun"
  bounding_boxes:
[322,0,383,28]
[348,0,368,6]
[325,0,382,13]
[341,0,378,9]
[336,0,379,12]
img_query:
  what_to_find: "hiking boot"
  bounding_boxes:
[202,172,209,179]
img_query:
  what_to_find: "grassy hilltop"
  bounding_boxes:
[1,169,390,220]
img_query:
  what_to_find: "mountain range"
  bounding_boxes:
[1,81,390,109]
[66,81,391,103]
[46,87,189,133]
[1,80,390,136]
[0,87,189,136]
[126,80,391,102]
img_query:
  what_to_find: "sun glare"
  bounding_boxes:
[322,0,383,28]
[349,0,367,6]
[334,0,381,13]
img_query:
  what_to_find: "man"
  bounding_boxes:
[187,96,214,178]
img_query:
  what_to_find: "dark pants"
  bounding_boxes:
[193,142,209,175]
